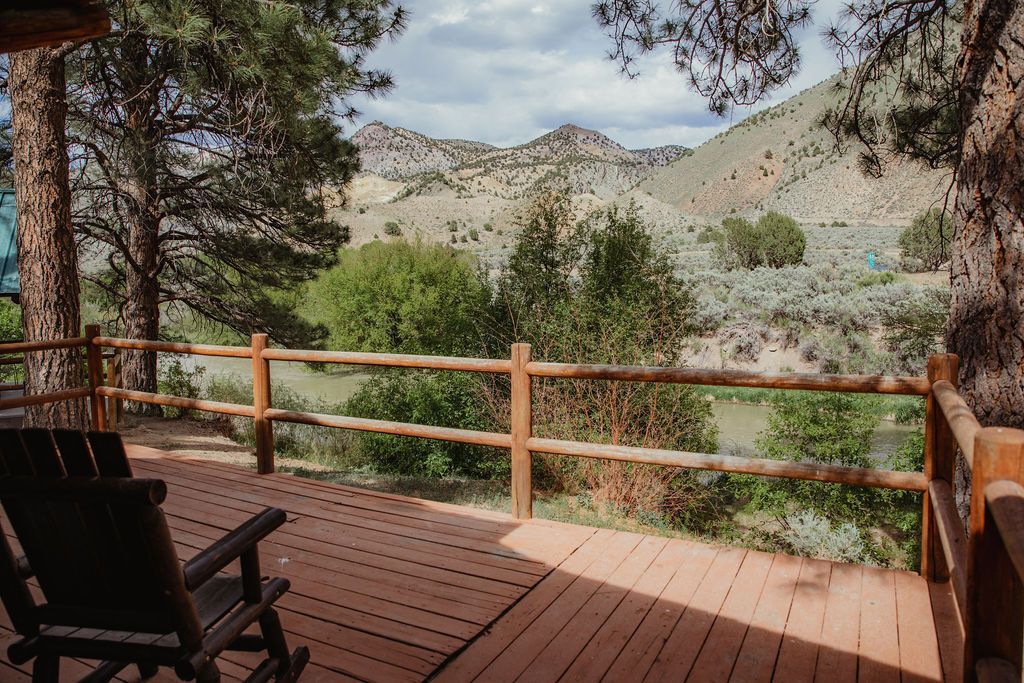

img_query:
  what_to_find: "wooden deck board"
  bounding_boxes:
[0,444,955,682]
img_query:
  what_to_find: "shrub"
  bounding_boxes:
[383,221,401,237]
[781,509,866,562]
[757,211,805,267]
[742,391,882,520]
[899,208,952,272]
[304,241,491,355]
[713,212,804,269]
[468,228,479,241]
[343,370,506,478]
[483,223,493,231]
[157,356,205,418]
[713,217,762,269]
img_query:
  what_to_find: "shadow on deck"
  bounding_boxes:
[0,445,963,682]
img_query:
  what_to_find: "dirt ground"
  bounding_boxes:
[119,416,335,472]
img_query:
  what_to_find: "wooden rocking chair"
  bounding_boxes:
[0,428,309,682]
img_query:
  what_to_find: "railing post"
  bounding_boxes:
[510,343,532,519]
[105,353,122,430]
[251,333,274,474]
[964,427,1024,681]
[84,324,106,431]
[922,353,958,579]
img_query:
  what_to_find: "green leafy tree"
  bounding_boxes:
[898,209,952,272]
[492,198,716,518]
[65,0,406,400]
[304,241,490,356]
[758,211,805,267]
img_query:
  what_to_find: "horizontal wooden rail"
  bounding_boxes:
[525,362,931,396]
[264,408,512,449]
[0,337,88,354]
[929,479,967,615]
[525,436,928,491]
[0,387,91,410]
[261,348,512,373]
[0,383,24,391]
[96,386,255,418]
[933,379,981,469]
[92,337,253,358]
[985,480,1024,582]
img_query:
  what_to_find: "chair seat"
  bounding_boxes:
[39,575,245,655]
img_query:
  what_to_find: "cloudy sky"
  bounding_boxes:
[352,0,847,149]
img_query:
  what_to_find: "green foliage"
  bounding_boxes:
[882,288,950,374]
[898,209,952,272]
[713,217,762,269]
[304,241,490,356]
[383,222,402,237]
[739,392,882,520]
[468,228,479,241]
[0,300,23,381]
[343,370,507,478]
[757,211,806,268]
[491,195,717,519]
[714,212,805,269]
[156,357,206,418]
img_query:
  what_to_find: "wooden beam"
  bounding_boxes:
[525,361,931,395]
[526,436,928,491]
[510,343,532,520]
[0,2,110,55]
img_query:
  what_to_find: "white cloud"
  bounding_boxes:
[351,0,846,148]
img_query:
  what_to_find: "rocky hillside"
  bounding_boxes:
[637,76,948,223]
[353,122,691,200]
[352,122,496,180]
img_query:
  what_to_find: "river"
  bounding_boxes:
[180,355,916,459]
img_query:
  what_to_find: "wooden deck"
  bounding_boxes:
[0,445,961,682]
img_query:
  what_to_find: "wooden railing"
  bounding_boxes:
[924,360,1024,682]
[2,330,1024,678]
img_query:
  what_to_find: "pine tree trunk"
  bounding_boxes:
[121,214,160,413]
[118,36,162,414]
[8,48,88,429]
[949,0,1024,429]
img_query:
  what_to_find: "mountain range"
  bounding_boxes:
[336,75,948,251]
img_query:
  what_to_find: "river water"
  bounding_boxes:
[180,355,917,460]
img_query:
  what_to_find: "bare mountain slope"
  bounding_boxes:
[353,122,691,200]
[352,122,496,180]
[638,77,949,223]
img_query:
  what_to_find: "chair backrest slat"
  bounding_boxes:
[87,432,133,477]
[52,430,99,477]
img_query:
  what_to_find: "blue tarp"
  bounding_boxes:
[0,190,17,297]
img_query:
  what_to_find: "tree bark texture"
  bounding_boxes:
[950,0,1024,429]
[118,36,161,413]
[8,47,88,429]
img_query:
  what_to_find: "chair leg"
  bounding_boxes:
[196,661,221,683]
[31,655,59,683]
[137,662,159,679]
[259,608,290,677]
[258,608,308,681]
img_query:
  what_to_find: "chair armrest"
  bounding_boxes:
[183,507,286,590]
